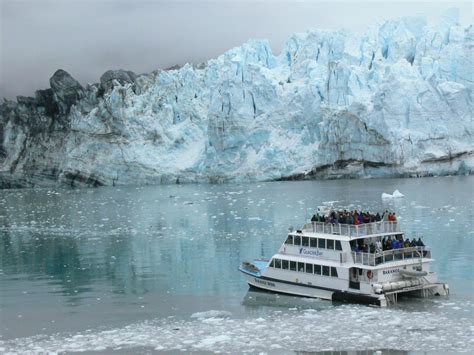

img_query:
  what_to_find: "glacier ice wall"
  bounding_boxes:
[1,11,473,187]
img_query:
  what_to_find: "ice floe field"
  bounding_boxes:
[0,176,473,353]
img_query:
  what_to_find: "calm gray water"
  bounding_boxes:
[0,176,473,353]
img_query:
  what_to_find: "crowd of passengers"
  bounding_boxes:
[351,235,425,254]
[311,209,397,225]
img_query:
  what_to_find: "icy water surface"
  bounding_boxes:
[0,176,473,353]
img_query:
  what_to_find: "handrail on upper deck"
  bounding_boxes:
[351,246,431,266]
[302,221,400,237]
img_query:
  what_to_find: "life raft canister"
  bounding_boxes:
[367,270,374,279]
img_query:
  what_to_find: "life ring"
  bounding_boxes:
[367,270,374,279]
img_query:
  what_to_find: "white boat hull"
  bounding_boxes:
[241,271,387,307]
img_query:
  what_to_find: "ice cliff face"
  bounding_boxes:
[1,10,473,188]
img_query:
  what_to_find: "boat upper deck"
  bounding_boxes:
[302,221,400,238]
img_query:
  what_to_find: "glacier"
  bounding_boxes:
[1,10,472,188]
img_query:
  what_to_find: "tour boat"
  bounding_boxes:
[239,219,449,306]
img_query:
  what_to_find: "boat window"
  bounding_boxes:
[302,236,309,247]
[314,264,321,275]
[298,262,305,272]
[323,266,330,276]
[269,259,275,267]
[318,238,326,249]
[282,259,289,269]
[331,267,338,277]
[327,239,334,250]
[274,259,281,269]
[294,235,301,246]
[335,240,342,251]
[285,235,293,245]
[290,261,297,271]
[306,263,313,273]
[310,238,317,248]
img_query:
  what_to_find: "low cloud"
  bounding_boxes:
[1,0,471,99]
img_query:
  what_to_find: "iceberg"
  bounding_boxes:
[0,10,472,188]
[392,190,405,198]
[381,190,405,199]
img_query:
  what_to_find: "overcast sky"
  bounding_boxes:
[0,0,472,99]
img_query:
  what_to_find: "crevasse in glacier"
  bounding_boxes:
[0,10,472,187]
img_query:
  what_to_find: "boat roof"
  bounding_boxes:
[294,221,403,240]
[290,231,403,242]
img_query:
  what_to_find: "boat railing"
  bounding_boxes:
[302,221,400,237]
[351,246,431,266]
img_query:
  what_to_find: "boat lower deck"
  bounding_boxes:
[239,259,449,307]
[240,270,386,306]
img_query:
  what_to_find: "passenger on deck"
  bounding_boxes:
[397,239,404,249]
[309,208,398,227]
[354,214,360,225]
[411,238,418,247]
[370,243,376,253]
[404,238,411,248]
[376,239,383,252]
[347,213,354,224]
[391,237,398,249]
[417,238,424,247]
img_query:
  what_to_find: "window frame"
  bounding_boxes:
[327,239,334,250]
[294,235,301,246]
[297,262,305,272]
[302,236,309,247]
[318,238,326,249]
[314,264,322,275]
[290,261,297,271]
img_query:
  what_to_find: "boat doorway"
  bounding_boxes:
[349,267,361,290]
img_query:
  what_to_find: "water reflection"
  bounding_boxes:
[242,289,333,311]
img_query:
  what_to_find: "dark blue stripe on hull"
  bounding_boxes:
[332,290,382,306]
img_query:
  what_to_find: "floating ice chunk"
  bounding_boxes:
[392,190,405,198]
[194,334,231,348]
[190,310,232,319]
[382,190,405,199]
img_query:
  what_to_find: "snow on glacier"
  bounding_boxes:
[1,10,473,186]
